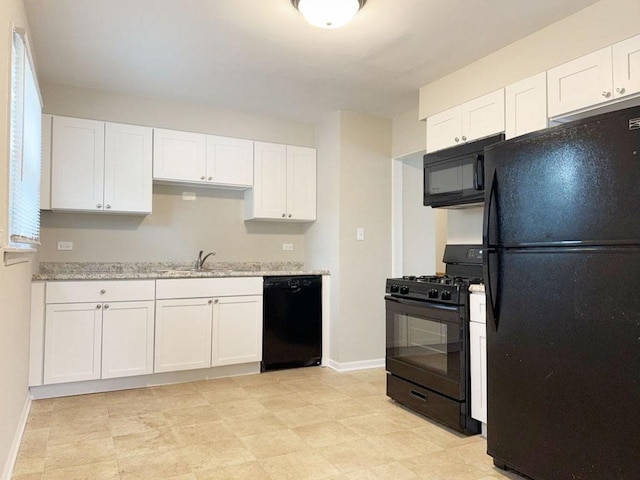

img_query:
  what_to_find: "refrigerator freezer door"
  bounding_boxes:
[487,248,640,480]
[483,106,640,248]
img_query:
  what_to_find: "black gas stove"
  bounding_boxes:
[385,274,480,304]
[385,244,484,435]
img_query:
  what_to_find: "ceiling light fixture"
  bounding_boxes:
[291,0,367,29]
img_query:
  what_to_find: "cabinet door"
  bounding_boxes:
[154,298,213,373]
[102,300,155,379]
[153,128,206,183]
[505,73,548,140]
[547,47,613,118]
[51,116,105,211]
[612,33,640,99]
[206,135,253,187]
[286,146,316,221]
[470,321,487,423]
[40,114,52,210]
[426,106,461,153]
[462,89,505,142]
[211,295,263,366]
[249,141,287,219]
[104,123,153,214]
[44,303,102,384]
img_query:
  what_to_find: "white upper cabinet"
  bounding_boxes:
[505,72,548,140]
[104,122,153,213]
[50,116,152,214]
[153,128,253,188]
[612,34,640,100]
[426,89,504,153]
[51,116,105,211]
[286,146,317,221]
[153,128,207,183]
[40,114,52,210]
[245,142,316,222]
[547,34,640,118]
[547,47,613,118]
[206,135,253,187]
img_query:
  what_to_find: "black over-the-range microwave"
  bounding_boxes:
[423,133,505,208]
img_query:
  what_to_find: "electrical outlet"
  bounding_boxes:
[282,243,294,251]
[57,241,73,251]
[356,227,365,241]
[182,192,197,201]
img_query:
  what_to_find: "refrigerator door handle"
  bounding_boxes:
[483,167,499,329]
[474,154,484,191]
[483,168,497,247]
[485,249,500,329]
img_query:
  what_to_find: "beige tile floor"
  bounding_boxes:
[12,367,525,479]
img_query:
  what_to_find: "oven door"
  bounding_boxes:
[385,296,464,400]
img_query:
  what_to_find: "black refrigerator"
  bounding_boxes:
[483,106,640,480]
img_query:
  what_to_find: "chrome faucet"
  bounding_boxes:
[195,250,216,270]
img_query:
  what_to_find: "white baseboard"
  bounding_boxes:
[327,358,385,372]
[1,393,31,480]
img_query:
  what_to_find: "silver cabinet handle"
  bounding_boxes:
[214,299,219,304]
[208,299,213,304]
[288,214,292,218]
[601,91,611,98]
[461,136,467,141]
[200,176,205,180]
[208,177,212,181]
[105,204,111,209]
[104,304,109,309]
[97,203,102,209]
[454,137,460,142]
[100,289,106,294]
[616,87,626,94]
[282,213,286,218]
[96,304,101,309]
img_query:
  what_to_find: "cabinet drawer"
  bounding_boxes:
[469,292,486,324]
[156,277,263,299]
[46,280,155,304]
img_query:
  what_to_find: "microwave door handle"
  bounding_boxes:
[474,154,484,191]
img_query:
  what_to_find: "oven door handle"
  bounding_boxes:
[385,295,459,312]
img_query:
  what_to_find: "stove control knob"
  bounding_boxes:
[390,284,400,293]
[441,291,452,301]
[400,286,410,295]
[428,289,439,299]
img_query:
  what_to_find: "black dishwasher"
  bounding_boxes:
[262,275,322,372]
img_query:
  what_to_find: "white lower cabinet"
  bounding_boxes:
[44,303,102,384]
[154,298,214,373]
[38,278,263,387]
[469,292,487,425]
[212,295,263,366]
[102,301,155,379]
[43,280,155,385]
[155,277,264,373]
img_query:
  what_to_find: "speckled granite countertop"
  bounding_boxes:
[33,262,329,281]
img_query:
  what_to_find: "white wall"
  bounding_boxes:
[305,112,341,361]
[38,84,317,264]
[0,1,35,477]
[419,0,640,243]
[306,111,391,367]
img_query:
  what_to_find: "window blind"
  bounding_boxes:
[9,28,42,248]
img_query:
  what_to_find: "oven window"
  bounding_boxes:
[387,306,461,382]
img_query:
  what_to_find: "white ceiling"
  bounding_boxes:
[24,0,599,123]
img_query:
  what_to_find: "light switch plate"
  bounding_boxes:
[182,192,197,201]
[57,241,73,251]
[356,227,365,241]
[282,243,294,251]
